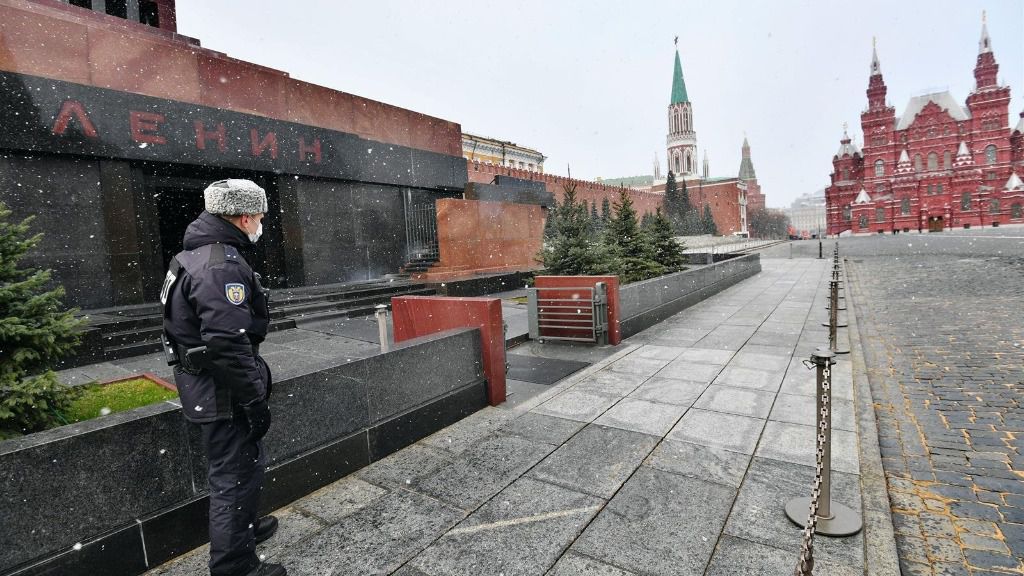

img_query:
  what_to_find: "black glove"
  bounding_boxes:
[242,400,271,443]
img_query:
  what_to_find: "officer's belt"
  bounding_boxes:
[175,343,261,375]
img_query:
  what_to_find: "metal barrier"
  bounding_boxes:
[788,245,861,575]
[527,282,609,344]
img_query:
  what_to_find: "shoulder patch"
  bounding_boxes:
[225,283,247,305]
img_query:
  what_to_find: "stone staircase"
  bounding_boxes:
[71,279,436,367]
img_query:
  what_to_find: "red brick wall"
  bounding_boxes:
[467,161,664,215]
[0,0,462,157]
[650,178,744,235]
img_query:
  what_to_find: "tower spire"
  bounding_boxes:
[979,10,991,54]
[670,45,689,104]
[870,36,881,75]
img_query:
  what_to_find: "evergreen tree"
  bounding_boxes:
[600,197,611,223]
[604,190,664,282]
[0,203,84,436]
[541,184,612,275]
[543,195,559,240]
[649,208,687,271]
[663,171,679,223]
[604,189,647,256]
[590,200,601,231]
[702,204,718,235]
[640,212,654,230]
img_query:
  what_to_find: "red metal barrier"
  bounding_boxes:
[390,296,506,406]
[533,276,621,345]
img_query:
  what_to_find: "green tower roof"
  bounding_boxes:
[671,49,689,104]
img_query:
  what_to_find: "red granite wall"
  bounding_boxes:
[0,0,461,156]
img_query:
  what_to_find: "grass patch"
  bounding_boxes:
[509,296,529,305]
[63,378,178,423]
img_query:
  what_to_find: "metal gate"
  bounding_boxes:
[405,203,438,259]
[527,282,609,344]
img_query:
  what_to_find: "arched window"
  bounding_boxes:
[674,155,681,173]
[914,154,922,172]
[843,206,852,221]
[986,145,997,164]
[927,152,938,171]
[685,153,692,173]
[990,198,1000,214]
[842,168,849,181]
[943,151,952,170]
[858,214,868,229]
[874,159,884,177]
[1012,203,1022,219]
[961,192,971,210]
[901,197,911,215]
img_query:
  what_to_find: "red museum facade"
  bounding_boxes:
[826,19,1024,236]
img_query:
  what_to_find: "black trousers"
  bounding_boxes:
[201,414,265,576]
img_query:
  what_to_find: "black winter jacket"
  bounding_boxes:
[163,211,271,423]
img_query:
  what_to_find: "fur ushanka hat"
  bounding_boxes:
[203,179,268,216]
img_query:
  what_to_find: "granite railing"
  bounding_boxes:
[618,254,762,338]
[0,328,487,576]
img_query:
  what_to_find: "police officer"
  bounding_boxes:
[162,179,286,576]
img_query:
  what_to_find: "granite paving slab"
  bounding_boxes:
[533,389,622,423]
[712,365,785,392]
[754,420,860,474]
[654,360,725,383]
[629,345,686,362]
[693,384,776,419]
[419,406,518,455]
[729,351,792,372]
[667,408,765,454]
[528,425,660,499]
[356,444,454,491]
[503,379,551,408]
[705,535,861,576]
[571,467,735,575]
[722,457,864,570]
[627,376,708,407]
[571,369,650,396]
[593,398,687,437]
[407,477,603,576]
[674,348,735,365]
[603,355,671,378]
[645,439,751,489]
[412,433,556,510]
[545,552,638,575]
[507,354,591,385]
[274,489,465,575]
[769,392,856,432]
[498,412,587,447]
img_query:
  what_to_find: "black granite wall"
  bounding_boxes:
[0,152,114,309]
[286,181,457,286]
[0,328,486,575]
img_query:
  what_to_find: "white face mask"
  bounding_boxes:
[248,221,263,244]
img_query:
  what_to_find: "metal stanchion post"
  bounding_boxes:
[818,239,823,259]
[788,348,862,576]
[375,304,390,353]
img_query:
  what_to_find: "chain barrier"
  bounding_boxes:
[787,245,861,575]
[793,355,832,575]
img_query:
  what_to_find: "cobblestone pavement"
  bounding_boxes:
[773,232,1024,575]
[149,257,877,575]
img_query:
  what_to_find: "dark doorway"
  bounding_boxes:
[927,216,944,233]
[144,168,287,289]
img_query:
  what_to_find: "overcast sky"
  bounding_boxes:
[176,1,1023,208]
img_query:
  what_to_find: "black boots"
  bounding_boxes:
[254,515,279,545]
[243,562,286,576]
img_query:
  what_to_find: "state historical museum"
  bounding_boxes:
[826,17,1024,236]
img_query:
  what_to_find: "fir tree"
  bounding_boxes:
[600,197,611,223]
[590,200,601,231]
[703,204,718,235]
[541,184,612,276]
[604,190,663,282]
[649,208,687,271]
[543,195,559,240]
[0,203,84,436]
[663,171,679,222]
